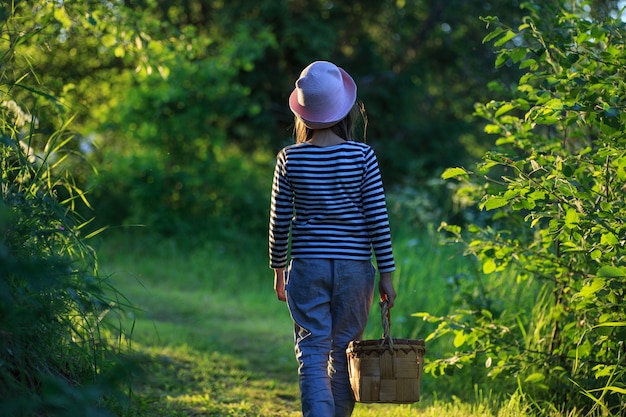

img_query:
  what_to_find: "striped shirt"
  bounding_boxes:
[269,141,395,273]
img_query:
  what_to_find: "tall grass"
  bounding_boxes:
[1,44,132,412]
[0,117,133,415]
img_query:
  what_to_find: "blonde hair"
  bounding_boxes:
[294,101,368,144]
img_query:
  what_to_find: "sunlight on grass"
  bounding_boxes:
[98,229,536,416]
[354,397,533,417]
[98,231,303,415]
[125,342,300,417]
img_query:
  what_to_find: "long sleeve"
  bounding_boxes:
[361,148,395,272]
[269,150,293,269]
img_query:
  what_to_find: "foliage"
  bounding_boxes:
[2,0,532,236]
[86,20,276,236]
[105,0,528,235]
[423,0,626,414]
[82,0,527,181]
[0,6,132,416]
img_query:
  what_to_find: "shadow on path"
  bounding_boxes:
[114,279,302,416]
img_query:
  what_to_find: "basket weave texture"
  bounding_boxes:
[346,301,425,404]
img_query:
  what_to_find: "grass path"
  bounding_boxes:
[98,233,517,417]
[102,244,302,416]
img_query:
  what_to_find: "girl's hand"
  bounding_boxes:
[273,268,286,302]
[378,272,396,308]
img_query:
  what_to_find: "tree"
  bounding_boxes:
[3,0,528,234]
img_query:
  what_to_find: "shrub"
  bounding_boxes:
[421,1,626,415]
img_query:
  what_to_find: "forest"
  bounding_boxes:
[1,0,625,416]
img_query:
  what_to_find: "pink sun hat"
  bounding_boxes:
[289,61,357,129]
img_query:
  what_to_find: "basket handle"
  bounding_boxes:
[379,299,393,351]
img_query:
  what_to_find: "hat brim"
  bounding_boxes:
[289,67,357,129]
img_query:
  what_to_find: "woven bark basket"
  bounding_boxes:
[346,301,426,404]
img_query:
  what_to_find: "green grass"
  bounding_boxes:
[96,228,528,417]
[98,231,300,416]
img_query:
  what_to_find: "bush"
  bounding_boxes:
[423,2,626,415]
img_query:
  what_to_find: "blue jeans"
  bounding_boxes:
[285,259,376,417]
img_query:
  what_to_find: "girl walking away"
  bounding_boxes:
[269,60,397,417]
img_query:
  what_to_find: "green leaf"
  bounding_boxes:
[510,47,527,63]
[495,136,515,145]
[495,103,515,117]
[53,6,72,28]
[589,249,602,261]
[102,34,117,48]
[513,199,535,210]
[481,16,500,25]
[593,321,626,328]
[564,208,579,227]
[519,58,537,70]
[525,373,545,383]
[562,164,574,177]
[453,330,467,348]
[594,365,616,378]
[439,222,461,236]
[482,27,505,44]
[577,278,605,298]
[495,52,509,67]
[493,30,517,47]
[600,232,618,245]
[483,259,496,274]
[482,197,509,211]
[597,265,626,277]
[588,385,626,395]
[528,190,546,200]
[114,46,126,58]
[441,167,469,179]
[543,98,564,110]
[484,124,501,134]
[530,215,543,228]
[606,386,626,395]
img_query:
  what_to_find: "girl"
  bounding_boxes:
[269,60,396,417]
